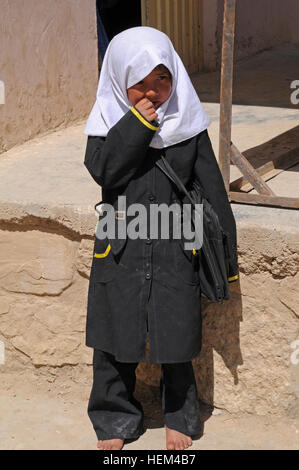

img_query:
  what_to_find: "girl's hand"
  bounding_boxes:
[135,98,158,122]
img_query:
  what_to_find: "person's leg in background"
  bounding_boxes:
[160,361,202,450]
[88,348,145,449]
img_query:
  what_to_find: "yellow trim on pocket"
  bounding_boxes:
[94,243,111,258]
[130,106,159,131]
[228,274,239,282]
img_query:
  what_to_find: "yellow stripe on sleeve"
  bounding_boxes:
[130,106,159,131]
[228,274,239,282]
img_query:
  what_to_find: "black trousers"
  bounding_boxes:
[87,348,202,441]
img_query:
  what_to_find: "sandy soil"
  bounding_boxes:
[0,369,298,450]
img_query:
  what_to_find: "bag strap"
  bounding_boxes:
[155,155,206,255]
[155,155,197,207]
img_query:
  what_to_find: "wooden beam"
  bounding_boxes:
[229,191,299,209]
[230,147,299,192]
[230,143,276,196]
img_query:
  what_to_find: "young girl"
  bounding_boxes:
[83,26,238,451]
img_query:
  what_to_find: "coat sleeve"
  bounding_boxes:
[84,106,159,190]
[193,129,239,282]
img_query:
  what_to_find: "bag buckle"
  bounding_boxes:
[115,210,125,220]
[95,201,104,216]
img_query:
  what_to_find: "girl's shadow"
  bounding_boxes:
[129,279,243,445]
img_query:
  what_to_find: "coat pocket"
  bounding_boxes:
[92,236,117,283]
[174,239,200,285]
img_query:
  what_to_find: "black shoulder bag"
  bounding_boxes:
[155,156,233,303]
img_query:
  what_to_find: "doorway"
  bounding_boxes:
[96,0,141,64]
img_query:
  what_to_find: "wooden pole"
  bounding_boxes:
[218,0,236,193]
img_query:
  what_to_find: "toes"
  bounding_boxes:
[97,439,124,451]
[165,427,193,451]
[97,440,104,450]
[167,442,175,450]
[174,443,184,450]
[177,440,190,450]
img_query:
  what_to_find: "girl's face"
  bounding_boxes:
[127,65,172,110]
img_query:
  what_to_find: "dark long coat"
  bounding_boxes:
[84,106,239,364]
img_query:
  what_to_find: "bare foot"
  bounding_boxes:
[97,438,125,450]
[165,425,193,450]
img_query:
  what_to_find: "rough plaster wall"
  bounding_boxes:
[203,0,299,71]
[0,0,98,154]
[0,222,298,417]
[234,0,299,62]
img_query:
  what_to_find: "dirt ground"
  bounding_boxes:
[0,368,298,450]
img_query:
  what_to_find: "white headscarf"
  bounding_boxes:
[84,26,210,148]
